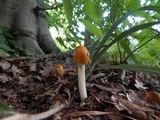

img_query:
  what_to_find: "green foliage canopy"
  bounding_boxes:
[45,0,160,68]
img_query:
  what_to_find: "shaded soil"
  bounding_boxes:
[0,55,160,120]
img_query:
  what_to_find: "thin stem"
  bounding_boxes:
[77,63,87,101]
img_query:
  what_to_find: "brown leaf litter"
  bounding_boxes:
[0,55,160,120]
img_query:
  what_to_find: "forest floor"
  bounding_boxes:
[0,54,160,120]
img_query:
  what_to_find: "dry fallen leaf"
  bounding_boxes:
[134,79,148,90]
[126,90,147,106]
[11,65,22,78]
[29,63,37,72]
[145,91,160,108]
[111,92,160,120]
[0,73,9,83]
[0,62,11,70]
[0,54,160,120]
[105,106,123,120]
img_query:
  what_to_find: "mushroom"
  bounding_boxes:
[73,45,90,101]
[54,64,64,80]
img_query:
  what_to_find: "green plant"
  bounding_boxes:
[46,0,160,74]
[0,26,33,56]
[0,27,20,55]
[0,100,14,118]
[88,6,160,74]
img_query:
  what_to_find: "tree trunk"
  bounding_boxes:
[0,0,60,55]
[84,28,91,48]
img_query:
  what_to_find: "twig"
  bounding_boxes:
[2,104,66,120]
[65,111,137,120]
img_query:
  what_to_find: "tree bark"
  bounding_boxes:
[84,28,91,48]
[0,0,60,55]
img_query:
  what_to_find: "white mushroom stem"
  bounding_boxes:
[77,63,87,101]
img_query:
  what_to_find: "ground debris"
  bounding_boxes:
[0,56,160,120]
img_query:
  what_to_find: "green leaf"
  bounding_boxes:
[0,43,15,52]
[81,19,103,36]
[62,0,73,23]
[8,39,22,50]
[0,100,15,118]
[96,5,160,52]
[90,6,160,69]
[3,32,14,39]
[0,28,3,34]
[83,1,102,22]
[56,37,68,49]
[89,40,100,59]
[105,64,160,75]
[23,49,33,56]
[125,0,141,11]
[154,39,160,48]
[119,39,138,63]
[0,35,6,43]
[91,21,160,68]
[139,6,160,13]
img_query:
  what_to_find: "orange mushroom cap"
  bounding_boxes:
[73,45,90,64]
[54,64,64,77]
